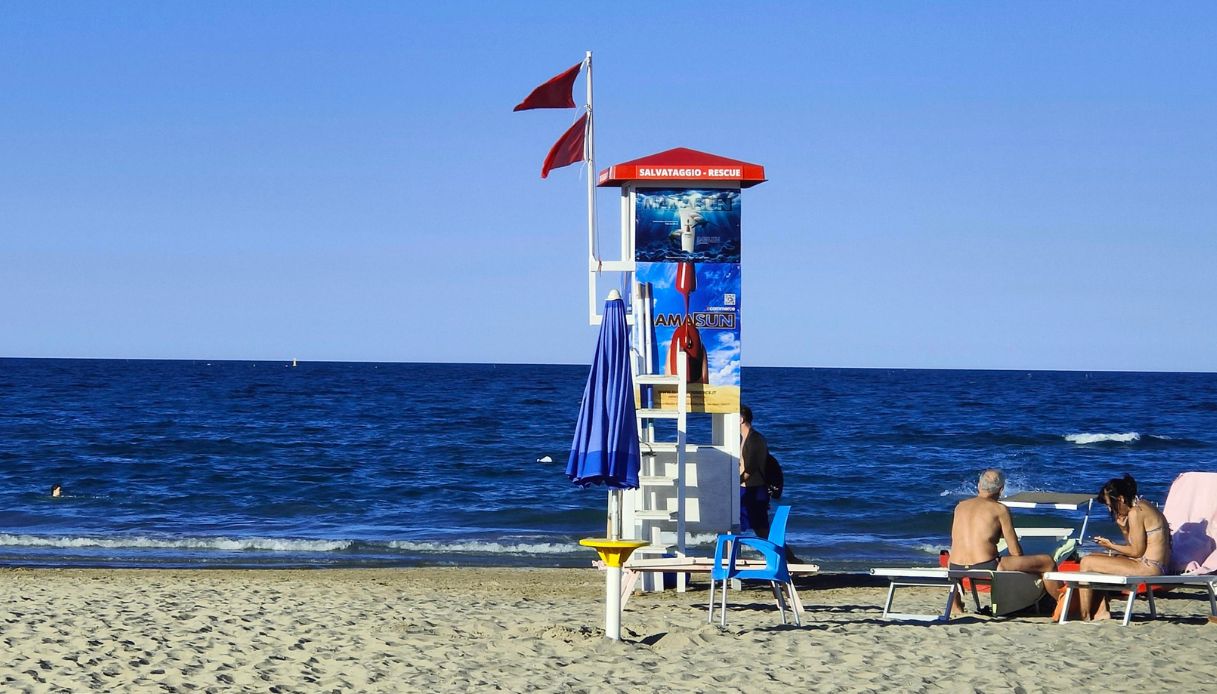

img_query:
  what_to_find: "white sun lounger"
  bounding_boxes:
[594,556,820,611]
[870,567,1045,622]
[620,555,821,576]
[1043,571,1217,626]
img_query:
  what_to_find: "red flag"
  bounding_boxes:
[513,62,582,111]
[541,114,587,178]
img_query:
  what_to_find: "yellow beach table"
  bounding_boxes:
[580,539,648,639]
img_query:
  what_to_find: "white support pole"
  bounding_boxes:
[621,185,632,270]
[721,412,742,533]
[675,354,688,593]
[639,281,654,407]
[605,565,623,640]
[585,50,599,326]
[676,356,687,556]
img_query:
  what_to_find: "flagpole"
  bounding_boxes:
[581,52,613,540]
[585,50,599,326]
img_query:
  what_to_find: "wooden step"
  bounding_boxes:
[638,475,673,487]
[637,408,680,420]
[632,509,674,521]
[639,441,684,455]
[634,374,682,385]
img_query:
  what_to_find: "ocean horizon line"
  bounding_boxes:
[1,355,1213,376]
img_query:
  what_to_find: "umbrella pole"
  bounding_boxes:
[615,489,624,540]
[605,488,628,541]
[606,564,623,639]
[606,489,615,540]
[607,489,621,639]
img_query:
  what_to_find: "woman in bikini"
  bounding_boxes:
[1077,474,1172,620]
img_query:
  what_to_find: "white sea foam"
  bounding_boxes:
[809,532,888,545]
[941,474,1034,499]
[685,533,720,547]
[0,534,350,552]
[1065,432,1140,445]
[386,539,576,555]
[0,534,587,556]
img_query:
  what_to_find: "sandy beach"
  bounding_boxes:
[1,567,1214,692]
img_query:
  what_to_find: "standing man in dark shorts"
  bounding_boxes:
[739,405,770,539]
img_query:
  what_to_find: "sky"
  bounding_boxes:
[2,2,1215,371]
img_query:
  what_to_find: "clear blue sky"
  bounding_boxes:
[3,3,1214,371]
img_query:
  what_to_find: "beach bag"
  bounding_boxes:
[1051,584,1097,621]
[765,452,784,500]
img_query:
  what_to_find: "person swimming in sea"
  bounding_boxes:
[51,483,62,498]
[1077,473,1172,620]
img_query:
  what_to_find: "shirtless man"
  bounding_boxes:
[949,469,1060,612]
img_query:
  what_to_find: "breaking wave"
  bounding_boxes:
[1062,432,1209,449]
[1065,432,1141,444]
[386,539,576,555]
[0,534,351,552]
[0,534,590,557]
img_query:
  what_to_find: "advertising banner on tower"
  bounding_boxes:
[634,188,741,263]
[634,187,742,413]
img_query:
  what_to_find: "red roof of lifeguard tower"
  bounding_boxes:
[597,147,766,188]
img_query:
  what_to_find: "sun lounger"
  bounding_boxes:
[1044,571,1217,626]
[621,555,822,576]
[593,555,820,610]
[870,567,1044,621]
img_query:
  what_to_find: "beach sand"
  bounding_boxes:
[1,567,1213,692]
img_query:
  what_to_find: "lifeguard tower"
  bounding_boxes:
[591,147,766,590]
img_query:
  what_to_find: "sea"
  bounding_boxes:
[1,358,1214,572]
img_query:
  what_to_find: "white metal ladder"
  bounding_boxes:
[629,281,690,591]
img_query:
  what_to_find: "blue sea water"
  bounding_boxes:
[1,359,1214,572]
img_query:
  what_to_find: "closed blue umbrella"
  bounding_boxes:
[566,291,640,491]
[568,290,648,641]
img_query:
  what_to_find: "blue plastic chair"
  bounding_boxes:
[707,505,801,626]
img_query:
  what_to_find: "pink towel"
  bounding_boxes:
[1162,472,1217,574]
